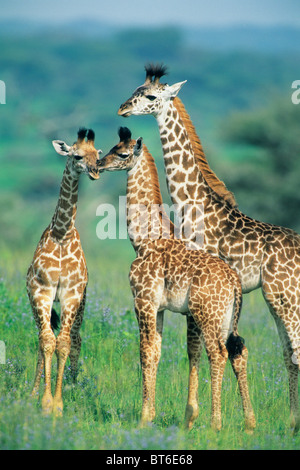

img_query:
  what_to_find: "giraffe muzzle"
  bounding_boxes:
[88,168,100,180]
[118,103,132,117]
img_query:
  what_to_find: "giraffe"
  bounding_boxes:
[26,128,102,416]
[98,126,255,431]
[117,64,300,432]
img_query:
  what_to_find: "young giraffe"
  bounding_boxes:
[118,64,300,432]
[98,127,255,431]
[27,128,101,416]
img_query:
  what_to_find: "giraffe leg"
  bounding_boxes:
[53,292,85,416]
[28,291,56,414]
[40,327,56,415]
[227,339,256,433]
[69,289,86,383]
[184,315,203,430]
[273,315,299,433]
[31,344,44,397]
[135,298,162,426]
[262,289,300,433]
[202,326,228,431]
[283,345,299,434]
[208,346,228,431]
[150,309,164,421]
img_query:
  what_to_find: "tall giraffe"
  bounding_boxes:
[98,127,255,431]
[118,64,300,432]
[27,128,101,416]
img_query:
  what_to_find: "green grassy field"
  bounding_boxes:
[0,245,299,451]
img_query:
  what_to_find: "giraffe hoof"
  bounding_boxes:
[30,389,40,399]
[42,395,53,415]
[245,416,256,434]
[184,404,199,430]
[210,420,222,432]
[245,428,254,435]
[42,403,53,416]
[184,421,194,431]
[53,398,64,417]
[53,406,63,418]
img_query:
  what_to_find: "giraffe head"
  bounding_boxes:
[98,127,143,172]
[118,64,186,118]
[52,128,102,180]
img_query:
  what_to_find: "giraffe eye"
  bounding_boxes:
[146,95,156,101]
[74,154,83,160]
[119,153,129,159]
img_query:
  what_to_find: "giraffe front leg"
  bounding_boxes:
[53,330,70,417]
[184,315,203,430]
[28,291,56,414]
[41,330,56,415]
[262,283,300,433]
[69,289,86,383]
[31,344,44,398]
[283,348,300,434]
[264,296,300,433]
[135,298,162,426]
[53,293,85,417]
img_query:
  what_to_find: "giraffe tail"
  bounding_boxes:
[51,307,60,332]
[226,278,245,359]
[226,332,245,359]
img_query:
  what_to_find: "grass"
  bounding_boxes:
[0,248,299,450]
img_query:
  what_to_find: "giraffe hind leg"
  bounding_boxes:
[184,315,203,430]
[227,338,256,433]
[69,289,86,383]
[225,295,256,433]
[52,290,86,416]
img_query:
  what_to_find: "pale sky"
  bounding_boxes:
[2,0,300,27]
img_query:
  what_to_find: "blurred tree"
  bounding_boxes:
[115,27,183,61]
[222,100,300,231]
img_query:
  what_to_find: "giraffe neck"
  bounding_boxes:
[50,160,80,242]
[155,98,212,248]
[155,97,238,250]
[156,98,212,207]
[126,145,174,252]
[156,97,236,208]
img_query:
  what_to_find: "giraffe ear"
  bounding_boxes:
[134,137,143,156]
[52,140,71,156]
[164,80,187,98]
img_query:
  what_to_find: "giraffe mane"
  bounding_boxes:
[173,97,238,209]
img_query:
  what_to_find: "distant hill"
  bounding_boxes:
[0,19,299,53]
[185,25,300,53]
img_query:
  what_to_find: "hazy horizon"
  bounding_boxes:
[2,0,300,28]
